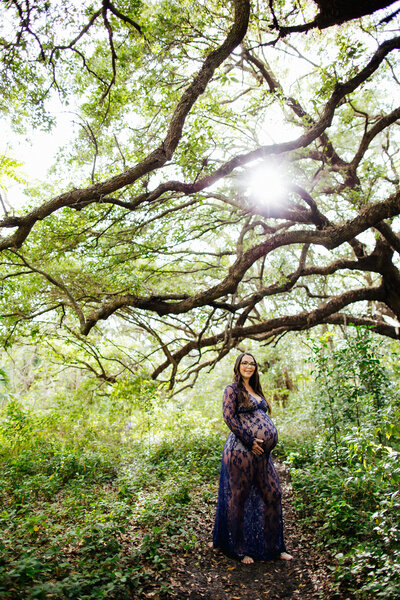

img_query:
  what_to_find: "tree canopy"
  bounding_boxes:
[1,0,400,388]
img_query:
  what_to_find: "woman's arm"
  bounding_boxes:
[222,385,255,450]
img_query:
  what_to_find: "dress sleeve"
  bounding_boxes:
[222,385,255,450]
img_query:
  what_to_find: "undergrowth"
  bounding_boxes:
[277,328,400,600]
[0,389,224,599]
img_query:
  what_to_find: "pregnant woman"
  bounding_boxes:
[213,352,293,564]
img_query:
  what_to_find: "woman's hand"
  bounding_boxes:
[251,438,264,455]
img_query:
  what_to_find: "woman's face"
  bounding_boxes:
[239,354,257,380]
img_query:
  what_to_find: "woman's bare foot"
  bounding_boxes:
[241,555,254,564]
[280,552,293,560]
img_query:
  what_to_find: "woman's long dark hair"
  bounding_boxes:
[233,352,271,413]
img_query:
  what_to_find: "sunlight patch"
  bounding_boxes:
[244,162,288,206]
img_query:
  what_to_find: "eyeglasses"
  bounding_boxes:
[241,361,256,367]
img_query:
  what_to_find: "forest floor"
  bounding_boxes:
[160,461,336,600]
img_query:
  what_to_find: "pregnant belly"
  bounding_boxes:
[239,410,278,451]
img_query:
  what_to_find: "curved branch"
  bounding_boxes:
[374,221,400,254]
[104,0,142,35]
[151,285,387,378]
[81,188,400,333]
[269,1,398,37]
[1,32,399,251]
[235,244,310,326]
[49,9,102,59]
[8,251,86,330]
[350,106,400,171]
[325,313,400,339]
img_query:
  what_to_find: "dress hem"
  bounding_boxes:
[212,543,286,562]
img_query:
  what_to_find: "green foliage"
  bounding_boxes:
[0,378,223,600]
[0,153,27,192]
[282,328,400,599]
[110,373,163,414]
[0,398,49,447]
[0,366,10,404]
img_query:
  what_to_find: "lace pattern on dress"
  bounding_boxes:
[213,384,286,560]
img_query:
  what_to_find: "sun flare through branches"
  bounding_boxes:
[244,163,288,206]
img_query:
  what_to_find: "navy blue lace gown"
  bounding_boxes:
[213,383,286,560]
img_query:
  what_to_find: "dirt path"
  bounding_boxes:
[165,461,336,600]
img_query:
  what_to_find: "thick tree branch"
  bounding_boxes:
[81,188,400,333]
[151,285,387,378]
[1,32,399,251]
[374,221,400,254]
[269,0,398,37]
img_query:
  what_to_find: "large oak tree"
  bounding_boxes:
[1,0,400,387]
